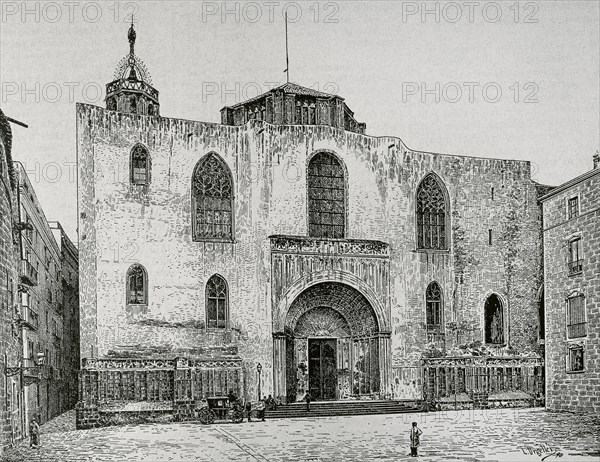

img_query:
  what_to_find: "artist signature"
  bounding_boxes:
[518,443,563,460]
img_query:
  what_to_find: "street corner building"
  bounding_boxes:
[0,108,22,451]
[540,159,600,414]
[75,25,548,428]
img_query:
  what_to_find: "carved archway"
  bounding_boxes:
[275,282,387,403]
[274,270,389,333]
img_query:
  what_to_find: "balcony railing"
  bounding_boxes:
[20,260,38,286]
[20,304,39,330]
[568,259,583,275]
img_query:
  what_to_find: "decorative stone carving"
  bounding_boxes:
[270,235,389,257]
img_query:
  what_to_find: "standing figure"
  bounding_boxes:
[409,421,423,457]
[304,391,312,412]
[29,416,40,448]
[258,396,266,421]
[245,396,253,422]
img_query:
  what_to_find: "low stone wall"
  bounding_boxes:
[76,357,244,429]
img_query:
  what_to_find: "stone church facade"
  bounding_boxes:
[76,25,545,426]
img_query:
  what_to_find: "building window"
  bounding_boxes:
[192,153,234,241]
[568,238,583,275]
[206,274,228,329]
[129,96,137,114]
[426,282,442,328]
[488,229,493,246]
[568,196,579,219]
[107,97,116,111]
[484,294,504,344]
[126,264,147,305]
[130,144,150,186]
[307,152,346,239]
[426,282,444,348]
[416,174,448,250]
[567,294,586,339]
[567,344,584,372]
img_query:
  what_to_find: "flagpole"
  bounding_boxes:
[285,12,289,83]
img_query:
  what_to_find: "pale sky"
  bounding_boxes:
[1,1,599,241]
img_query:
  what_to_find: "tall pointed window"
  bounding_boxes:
[192,153,234,241]
[426,282,442,328]
[308,152,346,238]
[426,282,444,348]
[416,174,448,250]
[206,275,228,329]
[126,264,147,305]
[130,144,150,185]
[484,294,504,344]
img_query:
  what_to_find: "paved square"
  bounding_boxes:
[2,408,599,461]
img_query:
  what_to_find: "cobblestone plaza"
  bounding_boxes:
[2,408,599,462]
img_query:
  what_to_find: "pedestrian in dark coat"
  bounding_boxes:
[29,416,40,448]
[409,421,423,457]
[304,391,312,411]
[245,397,253,422]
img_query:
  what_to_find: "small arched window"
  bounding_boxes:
[206,274,228,329]
[484,294,504,344]
[192,153,234,241]
[127,264,147,305]
[148,104,155,116]
[130,144,150,186]
[129,96,137,114]
[426,282,443,328]
[308,152,346,238]
[416,174,449,250]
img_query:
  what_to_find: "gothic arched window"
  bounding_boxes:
[484,294,504,344]
[148,104,155,116]
[426,282,443,328]
[127,264,147,305]
[416,174,449,250]
[426,282,444,348]
[206,274,228,329]
[130,144,150,185]
[129,96,137,114]
[308,152,346,238]
[192,153,234,241]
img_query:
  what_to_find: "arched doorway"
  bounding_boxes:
[283,282,381,402]
[484,294,505,344]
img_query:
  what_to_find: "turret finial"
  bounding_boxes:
[128,17,136,55]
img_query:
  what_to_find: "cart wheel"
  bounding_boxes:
[199,408,215,425]
[230,409,244,424]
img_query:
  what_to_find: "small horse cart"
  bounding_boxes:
[196,396,245,424]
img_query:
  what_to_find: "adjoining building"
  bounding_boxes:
[0,109,23,453]
[50,222,81,412]
[0,108,80,456]
[13,163,80,429]
[540,156,599,414]
[76,24,547,427]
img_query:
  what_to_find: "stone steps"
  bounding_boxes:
[265,400,421,419]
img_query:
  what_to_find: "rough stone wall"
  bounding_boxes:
[77,103,543,399]
[0,116,21,453]
[542,170,600,413]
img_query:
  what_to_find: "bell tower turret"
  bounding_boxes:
[105,21,159,116]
